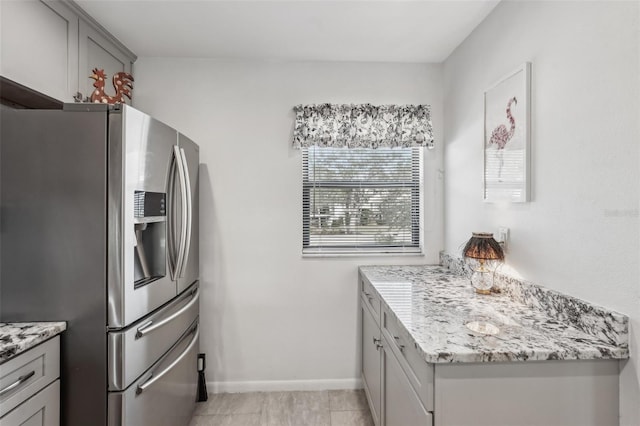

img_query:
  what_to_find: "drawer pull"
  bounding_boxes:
[394,336,405,352]
[0,371,35,396]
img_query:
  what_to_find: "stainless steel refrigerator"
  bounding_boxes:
[0,103,200,426]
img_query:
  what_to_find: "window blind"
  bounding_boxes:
[302,147,423,254]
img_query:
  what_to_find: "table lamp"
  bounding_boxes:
[462,232,504,294]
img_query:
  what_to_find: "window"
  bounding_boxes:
[302,147,423,254]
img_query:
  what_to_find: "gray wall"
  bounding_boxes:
[443,1,640,423]
[132,59,444,391]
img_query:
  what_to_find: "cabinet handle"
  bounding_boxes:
[0,371,35,396]
[394,336,405,352]
[372,337,383,351]
[73,92,86,102]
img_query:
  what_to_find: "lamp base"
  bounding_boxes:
[470,262,493,295]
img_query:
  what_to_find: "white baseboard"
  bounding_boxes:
[208,378,363,394]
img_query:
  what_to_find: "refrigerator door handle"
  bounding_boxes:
[167,147,179,280]
[136,323,199,395]
[173,145,188,280]
[178,147,192,278]
[135,287,199,339]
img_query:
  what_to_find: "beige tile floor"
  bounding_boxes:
[190,389,374,426]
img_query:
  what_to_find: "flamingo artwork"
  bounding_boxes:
[489,96,517,149]
[488,96,517,178]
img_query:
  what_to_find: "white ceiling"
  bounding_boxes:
[75,0,500,63]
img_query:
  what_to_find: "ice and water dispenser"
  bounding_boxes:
[133,191,166,288]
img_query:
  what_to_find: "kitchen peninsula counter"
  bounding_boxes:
[0,322,66,363]
[359,265,629,364]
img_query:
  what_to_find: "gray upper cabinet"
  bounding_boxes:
[0,0,79,102]
[78,19,134,102]
[0,0,136,103]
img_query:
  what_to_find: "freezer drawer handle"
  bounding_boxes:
[136,325,199,395]
[0,371,35,397]
[135,287,200,339]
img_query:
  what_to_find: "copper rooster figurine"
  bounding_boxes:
[89,68,134,104]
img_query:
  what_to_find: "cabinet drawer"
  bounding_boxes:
[382,308,434,412]
[0,337,60,417]
[360,276,381,325]
[0,379,59,426]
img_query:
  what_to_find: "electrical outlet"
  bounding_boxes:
[497,227,509,250]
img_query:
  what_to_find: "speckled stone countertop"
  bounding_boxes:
[0,322,67,364]
[359,265,629,364]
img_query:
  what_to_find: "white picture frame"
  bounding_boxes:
[483,62,531,202]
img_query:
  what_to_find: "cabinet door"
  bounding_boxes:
[361,300,382,425]
[0,380,60,426]
[434,361,619,426]
[78,20,134,102]
[383,342,432,426]
[0,0,78,102]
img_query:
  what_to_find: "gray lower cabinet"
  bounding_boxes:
[0,337,61,426]
[361,276,434,426]
[382,340,432,426]
[0,381,59,426]
[360,272,621,426]
[361,297,382,425]
[433,360,620,426]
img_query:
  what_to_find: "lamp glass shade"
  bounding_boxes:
[462,232,504,261]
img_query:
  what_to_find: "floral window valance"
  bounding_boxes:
[292,104,434,149]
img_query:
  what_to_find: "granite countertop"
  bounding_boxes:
[359,265,629,364]
[0,322,67,364]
